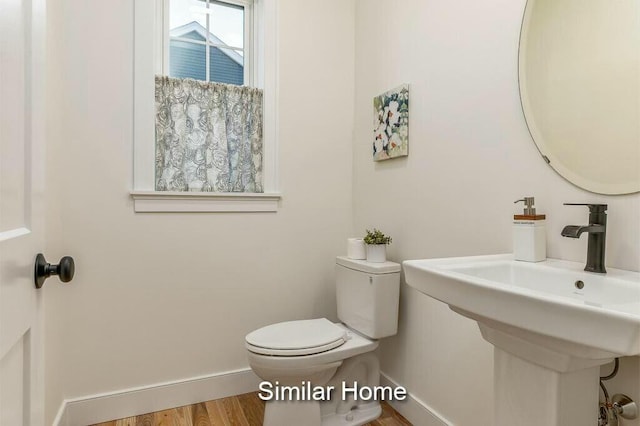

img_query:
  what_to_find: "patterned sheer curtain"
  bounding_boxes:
[155,76,263,192]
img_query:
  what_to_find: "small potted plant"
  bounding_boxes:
[363,228,392,263]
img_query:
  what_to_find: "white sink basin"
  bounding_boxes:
[403,255,640,366]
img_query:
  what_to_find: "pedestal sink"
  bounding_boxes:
[403,254,640,426]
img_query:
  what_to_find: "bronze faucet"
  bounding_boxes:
[561,203,607,273]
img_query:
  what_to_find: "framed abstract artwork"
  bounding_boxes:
[373,84,409,161]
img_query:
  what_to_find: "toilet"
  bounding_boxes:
[245,256,401,426]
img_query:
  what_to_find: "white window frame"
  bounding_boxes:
[132,0,280,212]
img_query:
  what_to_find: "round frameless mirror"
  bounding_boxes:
[518,0,640,195]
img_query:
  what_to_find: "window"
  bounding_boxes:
[133,0,280,212]
[164,0,252,86]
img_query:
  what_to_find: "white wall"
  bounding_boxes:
[44,0,355,423]
[353,0,640,425]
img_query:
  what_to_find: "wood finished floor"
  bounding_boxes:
[91,391,412,426]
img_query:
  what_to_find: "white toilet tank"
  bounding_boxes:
[335,256,401,339]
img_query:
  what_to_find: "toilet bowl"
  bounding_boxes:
[246,257,401,426]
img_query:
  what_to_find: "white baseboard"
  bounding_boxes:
[380,372,452,426]
[52,403,68,426]
[52,368,261,426]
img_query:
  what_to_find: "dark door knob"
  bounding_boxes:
[34,253,75,289]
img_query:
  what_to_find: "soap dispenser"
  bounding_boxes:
[513,197,546,262]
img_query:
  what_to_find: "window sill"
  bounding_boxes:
[130,191,281,213]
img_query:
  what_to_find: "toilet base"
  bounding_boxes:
[259,352,383,426]
[321,401,381,426]
[264,399,322,426]
[263,399,381,426]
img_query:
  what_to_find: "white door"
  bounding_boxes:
[0,0,47,425]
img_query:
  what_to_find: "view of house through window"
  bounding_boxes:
[168,0,247,85]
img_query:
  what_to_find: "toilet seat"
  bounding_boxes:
[246,318,347,356]
[246,322,378,372]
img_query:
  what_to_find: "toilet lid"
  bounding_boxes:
[246,318,347,356]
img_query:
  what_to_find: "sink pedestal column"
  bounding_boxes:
[473,318,614,426]
[494,348,599,426]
